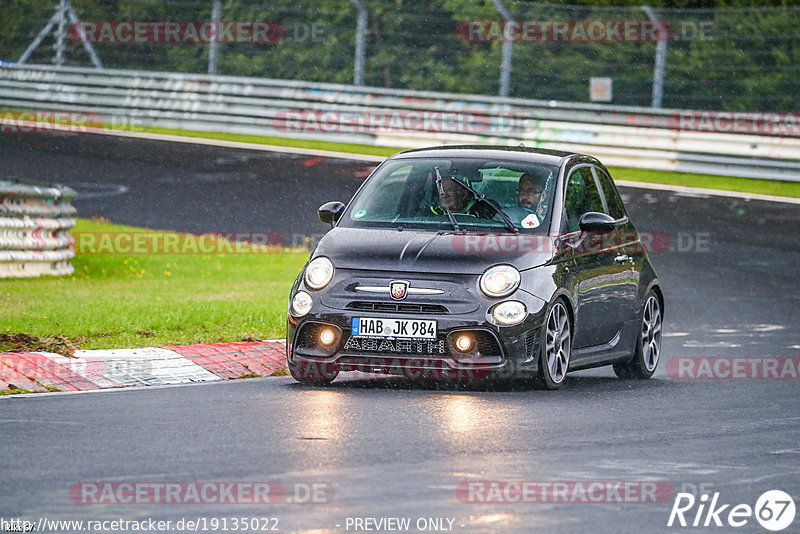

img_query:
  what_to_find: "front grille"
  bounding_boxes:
[297,323,320,348]
[525,330,537,360]
[475,330,503,357]
[346,301,448,314]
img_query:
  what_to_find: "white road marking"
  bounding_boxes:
[87,128,387,162]
[752,324,784,332]
[76,128,800,204]
[615,180,800,205]
[682,341,742,348]
[36,348,221,387]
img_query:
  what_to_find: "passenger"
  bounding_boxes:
[503,171,550,228]
[517,173,547,221]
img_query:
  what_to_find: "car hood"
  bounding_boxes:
[314,227,554,274]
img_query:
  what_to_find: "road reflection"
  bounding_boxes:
[288,389,346,441]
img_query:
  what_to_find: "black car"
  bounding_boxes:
[286,146,664,389]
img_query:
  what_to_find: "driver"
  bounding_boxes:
[430,176,481,216]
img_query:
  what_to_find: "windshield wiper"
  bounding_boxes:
[434,166,460,232]
[449,176,519,233]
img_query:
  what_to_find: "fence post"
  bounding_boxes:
[53,0,67,66]
[351,0,367,86]
[641,6,666,108]
[19,0,103,68]
[490,0,513,97]
[64,1,103,68]
[208,0,222,74]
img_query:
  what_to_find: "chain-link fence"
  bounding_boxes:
[2,0,798,111]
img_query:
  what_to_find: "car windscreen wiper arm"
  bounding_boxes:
[449,176,519,233]
[434,167,460,232]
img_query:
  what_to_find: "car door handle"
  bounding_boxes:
[614,254,631,264]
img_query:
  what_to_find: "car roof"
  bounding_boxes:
[390,145,580,166]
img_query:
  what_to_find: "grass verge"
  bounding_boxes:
[118,125,401,158]
[0,218,309,351]
[609,167,800,198]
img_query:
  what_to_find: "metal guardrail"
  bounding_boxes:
[0,179,76,278]
[1,64,799,181]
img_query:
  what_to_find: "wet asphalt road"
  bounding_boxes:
[0,131,374,245]
[1,132,799,533]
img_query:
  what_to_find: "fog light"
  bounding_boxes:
[291,291,313,317]
[454,334,474,353]
[491,300,527,326]
[319,328,336,346]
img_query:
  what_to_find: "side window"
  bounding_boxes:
[563,167,604,232]
[594,168,626,220]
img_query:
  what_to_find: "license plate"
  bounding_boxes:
[351,317,437,340]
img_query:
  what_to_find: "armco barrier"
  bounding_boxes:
[0,179,76,278]
[1,64,798,181]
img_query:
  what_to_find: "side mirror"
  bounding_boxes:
[318,201,345,225]
[579,211,616,232]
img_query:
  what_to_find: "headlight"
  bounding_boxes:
[304,256,334,290]
[291,291,313,316]
[490,301,527,326]
[480,264,520,298]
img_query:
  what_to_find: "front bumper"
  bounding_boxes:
[287,270,548,380]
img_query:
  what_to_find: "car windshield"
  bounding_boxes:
[339,157,558,232]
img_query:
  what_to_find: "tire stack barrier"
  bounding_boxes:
[0,179,77,278]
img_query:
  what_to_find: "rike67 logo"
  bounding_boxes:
[668,490,796,531]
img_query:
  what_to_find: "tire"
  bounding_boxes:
[533,299,572,390]
[614,290,662,379]
[288,359,339,385]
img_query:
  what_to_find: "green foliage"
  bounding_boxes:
[2,0,798,110]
